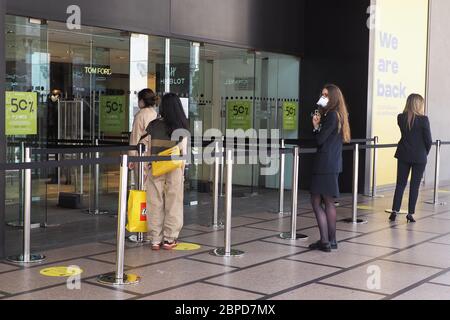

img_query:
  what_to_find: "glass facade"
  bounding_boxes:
[3,15,300,253]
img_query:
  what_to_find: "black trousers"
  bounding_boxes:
[392,160,426,215]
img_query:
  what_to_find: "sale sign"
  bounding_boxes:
[5,91,38,135]
[99,95,127,133]
[282,101,298,131]
[226,100,253,130]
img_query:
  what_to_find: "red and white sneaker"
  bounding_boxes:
[162,240,178,250]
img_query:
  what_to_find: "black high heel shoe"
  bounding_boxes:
[406,214,416,223]
[389,211,398,222]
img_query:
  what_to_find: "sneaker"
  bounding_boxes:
[308,241,331,253]
[162,240,178,250]
[151,242,161,251]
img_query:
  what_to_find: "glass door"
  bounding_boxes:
[4,15,49,229]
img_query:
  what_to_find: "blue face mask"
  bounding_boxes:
[317,96,329,108]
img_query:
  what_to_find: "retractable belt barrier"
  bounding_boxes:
[3,138,449,286]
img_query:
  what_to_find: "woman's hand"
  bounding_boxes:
[312,113,321,129]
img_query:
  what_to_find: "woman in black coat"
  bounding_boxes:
[389,94,432,223]
[309,84,351,252]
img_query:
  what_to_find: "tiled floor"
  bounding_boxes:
[1,186,450,300]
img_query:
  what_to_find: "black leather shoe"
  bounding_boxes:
[406,214,416,223]
[389,211,398,222]
[309,241,332,252]
[330,241,338,250]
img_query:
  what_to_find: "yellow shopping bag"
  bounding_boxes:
[126,190,148,233]
[151,145,183,177]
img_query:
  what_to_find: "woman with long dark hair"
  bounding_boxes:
[146,93,189,250]
[309,84,351,252]
[389,94,432,223]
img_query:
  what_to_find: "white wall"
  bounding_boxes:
[425,0,450,186]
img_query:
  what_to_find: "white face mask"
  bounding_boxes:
[317,96,329,108]
[50,95,59,103]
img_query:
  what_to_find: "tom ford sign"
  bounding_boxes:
[84,66,112,76]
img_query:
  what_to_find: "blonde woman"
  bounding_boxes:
[310,84,351,252]
[390,94,432,223]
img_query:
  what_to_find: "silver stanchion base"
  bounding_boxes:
[269,209,291,216]
[211,223,225,230]
[40,222,61,228]
[342,218,368,225]
[364,194,385,198]
[85,209,110,215]
[97,272,141,286]
[424,201,447,206]
[385,209,408,215]
[6,221,41,229]
[279,232,309,241]
[211,248,245,257]
[201,221,225,230]
[127,234,151,244]
[243,192,259,198]
[7,253,46,264]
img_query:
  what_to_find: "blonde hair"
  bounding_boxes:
[323,84,352,143]
[404,94,425,130]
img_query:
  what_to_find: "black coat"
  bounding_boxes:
[395,113,432,164]
[312,111,343,174]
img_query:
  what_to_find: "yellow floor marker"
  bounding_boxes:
[40,266,83,277]
[172,243,201,251]
[357,205,373,211]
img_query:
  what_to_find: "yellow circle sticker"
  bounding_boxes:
[357,205,373,211]
[173,243,201,251]
[40,266,83,277]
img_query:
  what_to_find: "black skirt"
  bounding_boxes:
[310,173,340,198]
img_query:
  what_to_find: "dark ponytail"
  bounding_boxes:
[138,89,157,108]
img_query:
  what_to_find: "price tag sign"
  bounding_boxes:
[5,91,38,135]
[282,101,298,131]
[226,100,253,130]
[99,95,127,133]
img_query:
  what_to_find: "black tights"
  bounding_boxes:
[311,194,337,244]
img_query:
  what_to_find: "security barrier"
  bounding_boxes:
[1,137,449,286]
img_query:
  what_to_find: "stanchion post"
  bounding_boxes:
[426,140,446,206]
[212,149,244,257]
[212,141,224,229]
[128,144,150,243]
[344,144,368,224]
[86,139,109,215]
[271,139,289,215]
[219,138,225,197]
[98,155,140,285]
[7,147,46,264]
[280,147,308,240]
[371,136,384,198]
